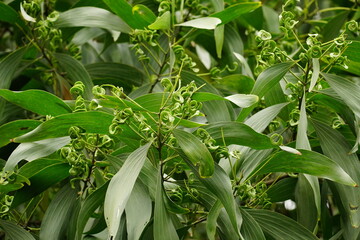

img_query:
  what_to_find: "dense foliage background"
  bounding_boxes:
[0,0,360,239]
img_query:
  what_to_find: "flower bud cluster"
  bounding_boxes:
[235,181,271,208]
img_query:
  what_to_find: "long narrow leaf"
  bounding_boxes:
[173,129,214,177]
[104,142,151,238]
[0,220,35,240]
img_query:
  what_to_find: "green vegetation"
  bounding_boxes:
[0,0,360,239]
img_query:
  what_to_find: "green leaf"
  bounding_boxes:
[239,207,266,240]
[75,182,109,240]
[244,103,289,133]
[40,184,78,240]
[54,53,93,100]
[203,121,275,149]
[154,168,179,240]
[173,129,214,178]
[182,157,240,238]
[12,162,70,207]
[225,94,259,108]
[0,120,41,148]
[4,137,70,172]
[177,17,221,30]
[309,58,319,92]
[104,142,151,238]
[343,40,360,76]
[14,112,118,142]
[86,62,144,87]
[246,209,319,240]
[125,181,152,240]
[211,2,261,25]
[206,200,223,240]
[181,71,234,122]
[0,220,35,240]
[102,0,153,29]
[56,7,131,33]
[322,73,360,119]
[251,149,357,186]
[18,158,63,178]
[267,177,297,202]
[214,25,224,58]
[0,3,26,28]
[237,62,293,121]
[0,47,27,124]
[322,11,348,42]
[214,74,254,94]
[0,89,72,116]
[313,120,360,229]
[132,4,157,26]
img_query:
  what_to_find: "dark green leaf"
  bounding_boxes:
[203,121,275,149]
[173,129,214,177]
[14,112,120,142]
[251,149,357,186]
[211,2,261,25]
[12,163,70,207]
[246,209,319,240]
[239,207,266,240]
[206,200,222,240]
[102,0,154,29]
[54,53,93,100]
[0,220,35,240]
[75,182,109,240]
[0,3,26,28]
[40,184,78,240]
[154,168,179,240]
[0,120,41,148]
[85,62,144,87]
[0,89,72,116]
[267,177,297,202]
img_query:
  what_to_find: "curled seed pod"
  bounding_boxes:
[270,133,283,146]
[86,134,98,146]
[160,109,175,124]
[196,128,210,140]
[169,190,183,203]
[109,123,123,135]
[70,81,85,96]
[172,92,184,103]
[66,152,79,165]
[100,135,114,148]
[334,36,346,46]
[89,99,101,110]
[68,126,83,139]
[346,20,359,33]
[111,87,123,98]
[74,96,86,112]
[60,147,72,159]
[47,11,59,22]
[256,30,272,42]
[69,167,80,176]
[308,45,322,58]
[289,109,300,126]
[72,139,85,150]
[92,85,106,97]
[161,78,173,91]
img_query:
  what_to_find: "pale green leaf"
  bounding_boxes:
[125,181,152,240]
[214,25,224,58]
[104,142,151,238]
[225,94,259,108]
[56,7,131,33]
[4,136,70,172]
[176,17,221,30]
[309,58,320,92]
[173,129,214,177]
[244,102,289,133]
[239,207,265,240]
[322,73,360,119]
[211,2,261,25]
[148,11,171,30]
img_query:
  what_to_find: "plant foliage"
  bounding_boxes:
[0,0,360,239]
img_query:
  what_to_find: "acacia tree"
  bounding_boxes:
[0,0,360,239]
